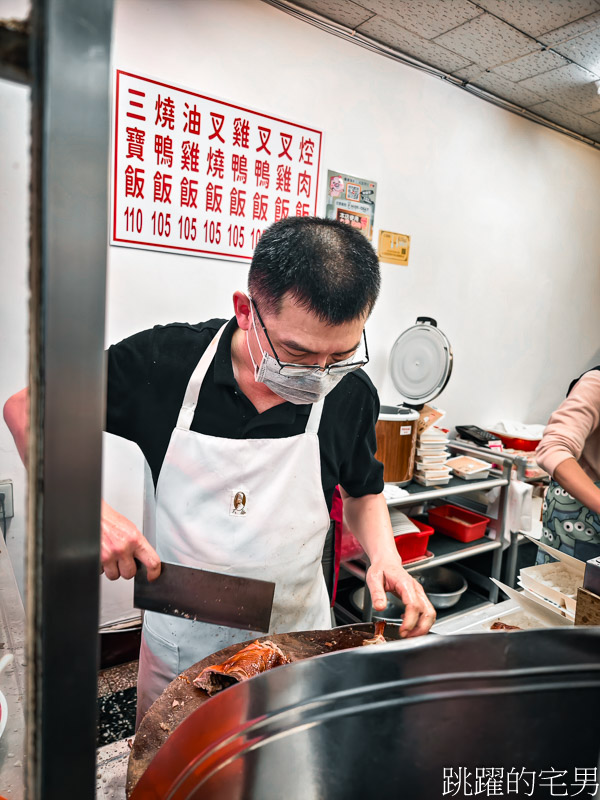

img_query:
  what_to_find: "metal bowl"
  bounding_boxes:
[351,587,405,621]
[415,566,468,609]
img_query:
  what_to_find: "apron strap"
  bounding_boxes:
[176,324,228,431]
[305,397,325,434]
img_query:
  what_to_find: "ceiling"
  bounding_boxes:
[270,0,600,147]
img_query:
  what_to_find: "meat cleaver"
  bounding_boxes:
[134,560,275,632]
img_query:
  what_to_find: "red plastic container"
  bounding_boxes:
[394,518,434,562]
[486,430,541,452]
[340,518,433,563]
[427,504,489,543]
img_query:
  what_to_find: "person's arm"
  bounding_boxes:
[552,458,600,515]
[536,372,600,482]
[3,387,29,466]
[341,489,436,638]
[3,387,160,581]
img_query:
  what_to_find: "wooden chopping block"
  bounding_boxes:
[575,587,600,626]
[126,622,401,797]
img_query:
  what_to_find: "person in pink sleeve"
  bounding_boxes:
[535,367,600,562]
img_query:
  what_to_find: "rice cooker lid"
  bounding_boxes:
[379,405,420,422]
[389,317,453,406]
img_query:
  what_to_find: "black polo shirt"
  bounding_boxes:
[105,316,384,512]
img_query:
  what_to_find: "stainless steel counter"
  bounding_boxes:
[0,543,25,799]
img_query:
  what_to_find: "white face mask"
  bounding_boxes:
[246,307,350,405]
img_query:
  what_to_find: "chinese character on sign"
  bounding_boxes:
[276,165,291,193]
[154,134,173,167]
[183,102,201,135]
[153,171,172,204]
[299,136,314,165]
[295,201,310,217]
[181,141,200,172]
[230,188,246,217]
[252,192,268,221]
[125,127,145,161]
[155,95,175,130]
[124,165,144,198]
[233,117,250,148]
[206,146,225,179]
[209,112,226,143]
[278,132,293,160]
[232,154,248,183]
[180,177,198,208]
[297,171,311,197]
[126,88,146,122]
[274,197,289,221]
[254,159,270,188]
[256,126,272,154]
[205,182,223,213]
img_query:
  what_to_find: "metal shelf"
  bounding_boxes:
[333,584,490,627]
[385,474,508,508]
[342,535,503,581]
[337,449,514,622]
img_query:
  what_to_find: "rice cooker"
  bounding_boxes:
[375,317,453,485]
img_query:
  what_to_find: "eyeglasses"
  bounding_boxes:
[251,299,369,377]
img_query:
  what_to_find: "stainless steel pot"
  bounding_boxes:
[130,628,600,799]
[415,565,467,609]
[351,586,404,621]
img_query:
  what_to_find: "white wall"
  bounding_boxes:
[108,0,600,424]
[2,0,600,610]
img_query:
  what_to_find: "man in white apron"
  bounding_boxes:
[5,217,435,724]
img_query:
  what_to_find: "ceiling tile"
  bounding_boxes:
[434,13,535,68]
[473,0,600,38]
[356,15,472,72]
[552,26,600,73]
[585,109,600,123]
[452,64,487,81]
[492,49,570,81]
[539,9,600,46]
[519,62,600,114]
[469,71,545,107]
[289,0,375,29]
[355,0,481,40]
[528,100,600,137]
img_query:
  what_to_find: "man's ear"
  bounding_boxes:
[233,290,252,331]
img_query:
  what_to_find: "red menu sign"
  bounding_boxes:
[111,70,323,262]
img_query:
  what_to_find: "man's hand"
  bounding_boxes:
[366,558,436,638]
[100,500,161,581]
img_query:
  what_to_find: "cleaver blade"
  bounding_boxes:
[134,560,275,632]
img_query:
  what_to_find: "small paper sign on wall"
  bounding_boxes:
[111,70,323,262]
[378,230,411,266]
[325,170,377,241]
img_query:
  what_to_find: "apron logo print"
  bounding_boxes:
[230,490,248,516]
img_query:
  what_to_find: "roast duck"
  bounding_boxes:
[194,622,389,696]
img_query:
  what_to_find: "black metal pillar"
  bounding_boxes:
[28,0,113,796]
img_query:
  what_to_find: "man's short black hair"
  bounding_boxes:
[248,216,380,324]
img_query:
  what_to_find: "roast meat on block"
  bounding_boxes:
[194,639,290,696]
[362,620,387,646]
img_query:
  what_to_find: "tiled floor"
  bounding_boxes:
[97,661,139,747]
[96,738,131,800]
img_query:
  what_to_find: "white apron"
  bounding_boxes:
[136,324,332,723]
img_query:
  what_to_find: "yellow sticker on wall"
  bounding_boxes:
[378,230,411,266]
